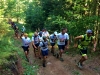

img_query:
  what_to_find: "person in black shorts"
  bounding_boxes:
[39,36,49,67]
[21,33,31,62]
[74,29,96,69]
[15,26,19,38]
[32,32,41,58]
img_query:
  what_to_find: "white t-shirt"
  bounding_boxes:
[42,31,49,37]
[49,34,57,43]
[39,41,48,51]
[57,33,68,45]
[22,36,31,47]
[39,36,43,42]
[22,27,26,32]
[65,33,69,40]
[32,36,40,44]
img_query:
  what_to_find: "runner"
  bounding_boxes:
[49,31,57,55]
[57,28,67,61]
[39,36,49,67]
[14,26,19,38]
[32,32,41,59]
[38,30,43,38]
[74,29,96,69]
[42,28,50,38]
[20,26,26,38]
[65,28,69,51]
[21,33,31,62]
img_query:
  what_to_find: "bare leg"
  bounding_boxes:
[38,47,41,59]
[25,51,29,62]
[79,55,88,65]
[43,56,46,67]
[59,49,63,58]
[51,46,55,54]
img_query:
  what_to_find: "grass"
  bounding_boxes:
[72,70,81,75]
[16,46,38,75]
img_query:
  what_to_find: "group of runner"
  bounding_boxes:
[21,28,69,67]
[9,21,97,69]
[20,28,96,69]
[8,19,26,38]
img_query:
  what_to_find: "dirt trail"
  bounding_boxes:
[28,44,100,75]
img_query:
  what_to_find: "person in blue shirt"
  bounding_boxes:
[39,36,49,67]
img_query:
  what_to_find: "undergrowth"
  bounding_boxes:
[0,21,38,75]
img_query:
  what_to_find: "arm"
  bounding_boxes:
[32,37,37,49]
[32,41,37,49]
[92,37,97,52]
[28,38,32,50]
[66,34,69,48]
[74,35,83,47]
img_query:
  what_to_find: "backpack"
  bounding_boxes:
[50,35,55,42]
[78,34,93,45]
[42,41,46,47]
[81,34,93,41]
[39,31,42,37]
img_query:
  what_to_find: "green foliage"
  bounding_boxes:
[0,20,19,74]
[68,16,98,36]
[25,1,45,31]
[28,32,33,38]
[1,0,99,36]
[0,20,10,38]
[0,33,18,65]
[45,15,69,32]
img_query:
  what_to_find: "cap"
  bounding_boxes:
[43,36,46,39]
[54,31,57,35]
[86,29,92,34]
[34,32,38,35]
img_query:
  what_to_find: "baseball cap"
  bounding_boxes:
[54,31,57,35]
[86,29,92,34]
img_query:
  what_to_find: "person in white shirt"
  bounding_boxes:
[49,31,57,55]
[42,28,50,38]
[20,26,26,38]
[21,26,26,32]
[39,36,49,67]
[32,32,41,59]
[57,28,67,61]
[21,33,31,62]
